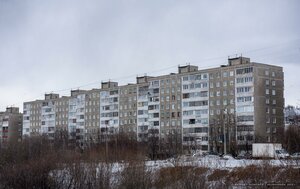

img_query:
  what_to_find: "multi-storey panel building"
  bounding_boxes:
[137,76,151,141]
[22,57,284,153]
[182,71,210,151]
[119,84,137,137]
[0,107,22,144]
[158,74,182,144]
[41,94,59,139]
[84,89,101,143]
[23,100,42,136]
[100,82,119,134]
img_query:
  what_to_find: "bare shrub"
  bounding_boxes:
[276,166,300,184]
[54,159,114,189]
[207,169,230,188]
[155,166,208,189]
[0,154,58,189]
[119,160,153,189]
[228,162,280,187]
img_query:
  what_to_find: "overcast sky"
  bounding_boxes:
[0,0,299,111]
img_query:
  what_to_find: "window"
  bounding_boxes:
[272,108,276,114]
[266,89,269,95]
[230,71,234,76]
[237,106,254,113]
[266,107,270,114]
[216,91,220,96]
[272,81,276,86]
[265,70,269,76]
[223,81,227,87]
[266,79,270,85]
[172,95,176,101]
[216,82,220,87]
[273,117,277,124]
[272,72,275,77]
[166,96,170,101]
[272,99,276,105]
[223,72,228,77]
[210,92,214,97]
[237,87,252,93]
[210,82,214,88]
[237,77,253,83]
[236,67,253,75]
[171,112,176,118]
[237,115,254,122]
[266,98,270,104]
[272,90,276,96]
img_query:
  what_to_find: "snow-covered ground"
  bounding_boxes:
[144,156,300,171]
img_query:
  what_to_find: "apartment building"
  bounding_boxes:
[0,107,22,145]
[23,90,101,146]
[119,84,137,137]
[23,57,284,153]
[99,82,119,136]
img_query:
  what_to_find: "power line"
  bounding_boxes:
[3,38,300,108]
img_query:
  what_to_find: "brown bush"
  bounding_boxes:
[118,160,153,189]
[155,166,208,189]
[228,163,280,187]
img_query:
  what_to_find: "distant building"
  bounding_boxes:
[284,105,300,128]
[23,57,284,153]
[0,107,22,145]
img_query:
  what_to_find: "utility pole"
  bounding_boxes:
[223,109,227,154]
[105,124,108,162]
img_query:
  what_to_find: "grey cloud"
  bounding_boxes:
[0,0,299,110]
